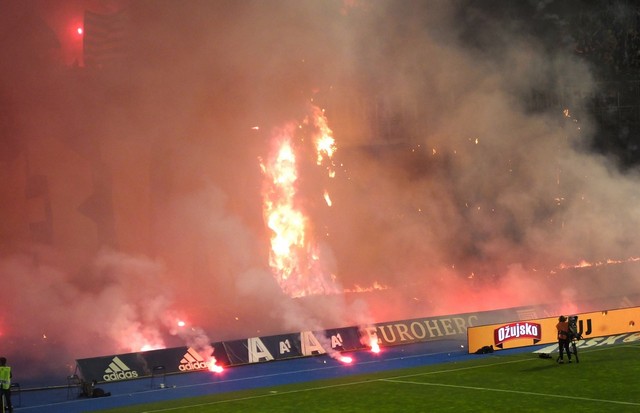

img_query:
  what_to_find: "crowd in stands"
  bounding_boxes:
[531,1,640,167]
[569,1,640,78]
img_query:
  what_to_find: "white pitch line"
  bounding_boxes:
[139,381,366,413]
[379,379,640,406]
[383,343,640,381]
[140,344,640,412]
[139,357,542,413]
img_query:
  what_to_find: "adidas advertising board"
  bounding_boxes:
[74,307,528,381]
[102,356,140,381]
[75,304,640,383]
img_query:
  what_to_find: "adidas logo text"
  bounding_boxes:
[179,347,209,371]
[103,356,139,381]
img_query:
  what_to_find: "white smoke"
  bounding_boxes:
[2,0,640,385]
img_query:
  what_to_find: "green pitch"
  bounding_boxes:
[97,344,640,413]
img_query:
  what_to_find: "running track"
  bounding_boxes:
[13,339,531,412]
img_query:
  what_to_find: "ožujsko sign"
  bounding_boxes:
[467,306,640,353]
[493,322,542,347]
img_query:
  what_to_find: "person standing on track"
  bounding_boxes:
[555,316,572,364]
[0,357,13,413]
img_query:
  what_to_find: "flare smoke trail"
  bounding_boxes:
[1,0,639,384]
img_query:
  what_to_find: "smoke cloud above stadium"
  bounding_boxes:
[1,0,639,383]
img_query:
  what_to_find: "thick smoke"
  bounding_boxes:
[1,0,639,384]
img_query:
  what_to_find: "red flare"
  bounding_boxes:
[208,360,224,373]
[339,356,353,364]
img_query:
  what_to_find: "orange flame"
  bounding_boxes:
[307,105,336,170]
[261,118,339,298]
[556,256,640,271]
[260,104,392,296]
[343,281,389,293]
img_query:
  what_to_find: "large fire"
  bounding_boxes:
[307,105,337,176]
[260,105,341,298]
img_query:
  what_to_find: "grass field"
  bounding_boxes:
[96,344,640,413]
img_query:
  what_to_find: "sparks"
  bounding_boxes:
[323,190,332,206]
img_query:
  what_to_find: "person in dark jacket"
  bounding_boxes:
[556,316,572,364]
